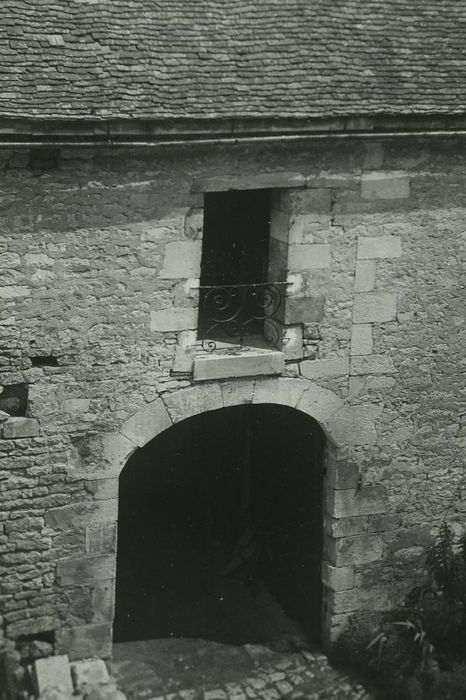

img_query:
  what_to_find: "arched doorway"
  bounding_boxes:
[114,403,325,647]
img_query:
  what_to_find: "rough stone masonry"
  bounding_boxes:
[0,136,464,659]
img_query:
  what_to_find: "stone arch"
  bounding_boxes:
[102,376,353,478]
[70,375,387,657]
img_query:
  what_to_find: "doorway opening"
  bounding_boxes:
[114,404,325,648]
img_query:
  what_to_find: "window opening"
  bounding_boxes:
[198,190,286,351]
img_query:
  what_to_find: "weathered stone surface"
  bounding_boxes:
[326,461,360,490]
[350,354,396,375]
[163,384,224,423]
[297,383,344,424]
[55,623,112,661]
[33,655,73,697]
[353,292,397,324]
[287,244,331,270]
[254,377,308,408]
[57,555,116,585]
[221,379,255,407]
[120,399,172,447]
[327,485,388,518]
[91,580,115,623]
[326,405,382,446]
[191,172,306,192]
[0,410,9,422]
[46,501,118,530]
[361,172,410,199]
[159,241,202,279]
[101,433,137,477]
[86,684,127,700]
[322,563,354,592]
[150,307,197,332]
[300,357,349,380]
[2,417,40,439]
[86,478,119,500]
[357,236,402,259]
[285,295,325,324]
[70,659,109,690]
[62,398,90,414]
[173,330,196,373]
[193,350,284,381]
[350,324,373,355]
[86,524,117,555]
[283,325,304,360]
[329,533,384,566]
[354,260,376,293]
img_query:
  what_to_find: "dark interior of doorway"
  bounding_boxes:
[114,404,324,648]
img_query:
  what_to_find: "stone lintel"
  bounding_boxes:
[191,172,306,193]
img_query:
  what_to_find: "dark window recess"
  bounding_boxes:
[199,190,284,349]
[0,384,28,417]
[30,355,59,367]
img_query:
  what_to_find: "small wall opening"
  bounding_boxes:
[0,384,28,417]
[114,404,325,648]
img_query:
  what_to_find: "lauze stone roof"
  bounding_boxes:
[2,0,466,121]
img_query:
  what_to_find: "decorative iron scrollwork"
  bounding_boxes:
[197,282,288,352]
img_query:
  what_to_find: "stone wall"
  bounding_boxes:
[0,138,464,657]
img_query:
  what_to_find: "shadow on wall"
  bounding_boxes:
[114,404,325,647]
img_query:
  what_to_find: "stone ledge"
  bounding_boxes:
[193,349,285,381]
[191,172,306,192]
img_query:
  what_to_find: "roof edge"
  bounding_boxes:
[2,113,466,144]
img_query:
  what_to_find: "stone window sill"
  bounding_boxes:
[192,343,285,381]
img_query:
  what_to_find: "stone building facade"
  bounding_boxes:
[0,133,464,659]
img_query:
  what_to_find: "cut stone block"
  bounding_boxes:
[322,563,355,592]
[283,325,304,360]
[354,260,376,293]
[254,377,308,408]
[350,354,396,375]
[120,398,172,447]
[55,623,112,661]
[46,500,118,530]
[193,350,284,382]
[221,379,255,407]
[300,357,349,380]
[297,383,344,424]
[0,410,9,422]
[57,554,116,586]
[353,292,397,324]
[329,533,384,566]
[286,296,325,324]
[101,432,137,477]
[70,659,109,691]
[62,398,90,414]
[350,325,373,356]
[361,172,410,199]
[33,655,73,697]
[357,236,402,259]
[327,485,388,518]
[269,209,290,244]
[288,244,331,270]
[150,307,197,332]
[163,384,224,423]
[326,404,382,446]
[173,330,196,373]
[159,241,202,279]
[86,478,119,500]
[86,523,117,555]
[2,417,40,439]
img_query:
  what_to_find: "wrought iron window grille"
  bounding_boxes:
[196,281,289,352]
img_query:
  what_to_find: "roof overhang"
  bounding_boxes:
[1,113,466,147]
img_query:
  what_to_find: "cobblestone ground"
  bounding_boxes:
[111,639,373,700]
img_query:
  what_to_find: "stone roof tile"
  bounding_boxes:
[2,0,466,120]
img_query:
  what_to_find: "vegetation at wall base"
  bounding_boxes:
[332,523,466,700]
